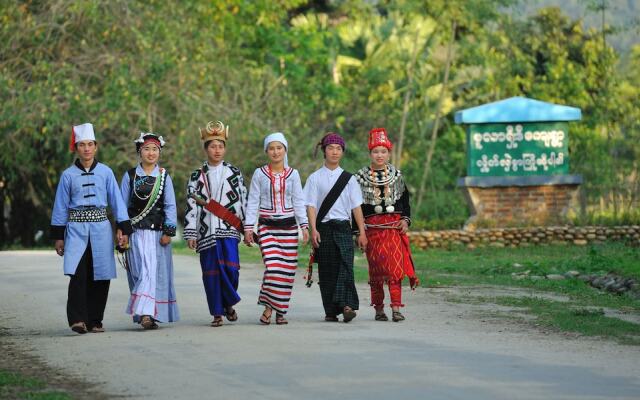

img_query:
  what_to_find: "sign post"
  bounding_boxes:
[455,97,582,228]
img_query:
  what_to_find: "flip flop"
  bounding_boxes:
[141,315,154,329]
[226,308,238,322]
[392,311,405,322]
[343,307,357,323]
[260,309,272,325]
[324,316,339,322]
[211,317,223,327]
[275,313,288,325]
[375,313,388,321]
[70,322,87,334]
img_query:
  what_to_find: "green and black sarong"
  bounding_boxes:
[316,220,359,316]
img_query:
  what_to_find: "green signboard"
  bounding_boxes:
[467,122,569,177]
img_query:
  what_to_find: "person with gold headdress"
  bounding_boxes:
[354,128,419,322]
[50,123,132,334]
[184,121,247,327]
[119,132,179,330]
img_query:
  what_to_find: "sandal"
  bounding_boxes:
[324,315,339,322]
[392,311,405,322]
[150,321,159,330]
[211,316,223,327]
[343,306,357,323]
[260,309,272,325]
[70,322,87,334]
[375,312,388,321]
[275,313,288,325]
[226,308,238,322]
[140,315,154,330]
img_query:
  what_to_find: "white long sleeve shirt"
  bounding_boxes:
[244,166,308,230]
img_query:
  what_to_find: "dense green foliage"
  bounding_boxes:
[1,0,639,246]
[512,0,640,56]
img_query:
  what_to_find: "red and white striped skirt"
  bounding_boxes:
[257,218,299,314]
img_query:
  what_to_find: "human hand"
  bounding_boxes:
[160,235,171,246]
[120,234,129,249]
[55,240,64,256]
[311,229,321,248]
[116,229,123,244]
[187,239,197,250]
[243,230,255,246]
[301,228,309,244]
[396,219,409,234]
[357,233,367,252]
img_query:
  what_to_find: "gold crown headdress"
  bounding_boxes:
[200,120,229,143]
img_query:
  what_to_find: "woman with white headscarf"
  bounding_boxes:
[244,132,309,325]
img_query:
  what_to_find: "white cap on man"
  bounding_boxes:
[70,123,96,151]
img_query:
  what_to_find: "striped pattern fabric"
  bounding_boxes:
[199,239,241,317]
[257,221,299,314]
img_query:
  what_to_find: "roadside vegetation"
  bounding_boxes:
[0,369,73,400]
[0,370,71,400]
[3,1,640,247]
[402,242,639,344]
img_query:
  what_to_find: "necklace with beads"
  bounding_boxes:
[131,168,166,225]
[370,165,394,213]
[133,164,158,201]
[133,176,153,200]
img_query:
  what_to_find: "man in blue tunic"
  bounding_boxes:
[50,123,133,334]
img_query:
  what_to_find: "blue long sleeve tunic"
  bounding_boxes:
[50,159,132,280]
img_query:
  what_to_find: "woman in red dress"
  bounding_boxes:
[355,128,419,322]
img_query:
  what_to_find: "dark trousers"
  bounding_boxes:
[67,242,110,329]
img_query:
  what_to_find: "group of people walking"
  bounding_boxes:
[51,120,418,334]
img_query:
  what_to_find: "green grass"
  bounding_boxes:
[0,370,72,400]
[409,242,640,309]
[492,296,640,345]
[411,242,640,282]
[0,371,44,390]
[401,242,639,344]
[20,393,72,400]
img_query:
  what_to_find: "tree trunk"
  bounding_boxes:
[416,20,457,210]
[394,29,421,167]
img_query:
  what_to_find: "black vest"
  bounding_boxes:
[127,168,165,230]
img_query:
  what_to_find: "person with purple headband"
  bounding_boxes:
[303,132,367,323]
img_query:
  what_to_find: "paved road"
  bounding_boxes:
[1,250,639,400]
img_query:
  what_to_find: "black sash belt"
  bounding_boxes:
[69,208,107,222]
[258,217,297,227]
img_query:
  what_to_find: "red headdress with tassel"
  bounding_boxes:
[368,128,393,150]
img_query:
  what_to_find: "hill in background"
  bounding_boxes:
[508,0,639,55]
